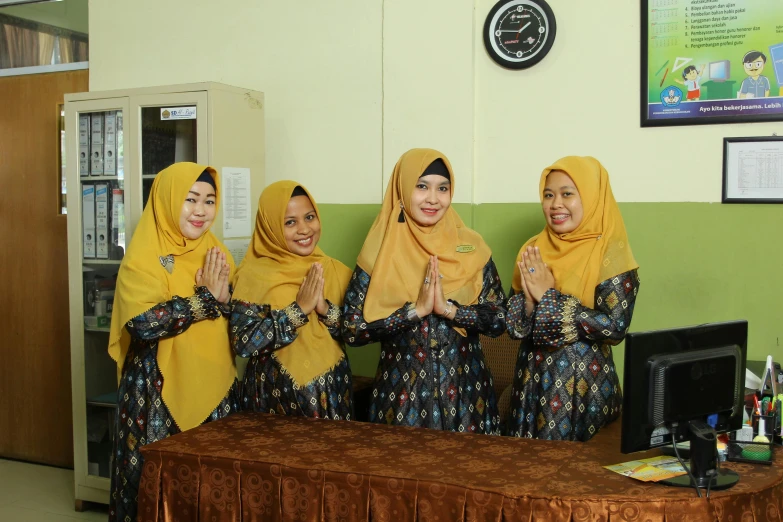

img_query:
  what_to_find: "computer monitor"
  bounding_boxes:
[709,60,731,82]
[621,320,747,491]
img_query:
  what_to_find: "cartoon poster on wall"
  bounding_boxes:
[642,0,783,126]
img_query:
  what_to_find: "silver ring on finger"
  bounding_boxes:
[528,267,535,273]
[424,278,430,284]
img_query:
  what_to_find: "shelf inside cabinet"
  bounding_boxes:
[83,259,122,265]
[85,326,111,333]
[81,176,123,182]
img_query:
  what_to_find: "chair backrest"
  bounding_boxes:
[480,334,518,397]
[480,334,519,426]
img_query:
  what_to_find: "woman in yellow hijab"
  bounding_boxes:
[343,148,507,434]
[230,181,353,419]
[109,163,239,522]
[506,156,640,442]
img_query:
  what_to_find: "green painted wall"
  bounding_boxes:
[318,203,783,380]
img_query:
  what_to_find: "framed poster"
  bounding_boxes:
[722,136,783,203]
[642,0,783,127]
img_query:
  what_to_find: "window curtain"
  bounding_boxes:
[0,13,87,69]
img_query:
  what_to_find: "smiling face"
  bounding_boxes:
[179,181,217,239]
[542,170,583,234]
[283,195,321,256]
[408,174,451,227]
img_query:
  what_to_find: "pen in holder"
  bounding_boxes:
[727,412,775,464]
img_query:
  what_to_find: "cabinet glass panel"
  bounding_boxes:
[141,105,198,208]
[77,108,125,478]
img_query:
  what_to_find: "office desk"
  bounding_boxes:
[138,412,782,521]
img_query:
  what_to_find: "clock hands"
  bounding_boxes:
[517,22,532,35]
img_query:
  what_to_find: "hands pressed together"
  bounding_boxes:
[517,246,555,316]
[296,263,329,316]
[196,247,231,304]
[415,256,456,320]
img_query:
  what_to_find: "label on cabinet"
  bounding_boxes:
[161,106,196,120]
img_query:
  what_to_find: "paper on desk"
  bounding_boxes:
[604,455,688,482]
[747,368,762,390]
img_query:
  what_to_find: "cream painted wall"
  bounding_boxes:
[2,0,88,34]
[89,0,783,204]
[473,0,783,203]
[382,0,475,204]
[89,0,382,204]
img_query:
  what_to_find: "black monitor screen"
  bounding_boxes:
[621,320,747,454]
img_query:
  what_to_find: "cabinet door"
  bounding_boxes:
[127,92,209,233]
[65,96,131,492]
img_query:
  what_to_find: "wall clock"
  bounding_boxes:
[483,0,557,70]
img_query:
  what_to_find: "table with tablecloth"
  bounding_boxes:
[137,411,782,521]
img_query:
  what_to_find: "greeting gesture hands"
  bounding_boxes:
[432,257,452,318]
[296,263,324,315]
[415,256,437,318]
[516,261,536,317]
[196,247,231,304]
[520,246,555,303]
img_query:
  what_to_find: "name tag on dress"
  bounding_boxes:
[456,245,475,253]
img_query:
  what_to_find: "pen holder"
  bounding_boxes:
[753,412,775,438]
[727,413,775,465]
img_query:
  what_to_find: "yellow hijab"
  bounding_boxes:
[108,162,236,432]
[513,156,638,306]
[357,148,491,324]
[232,181,352,386]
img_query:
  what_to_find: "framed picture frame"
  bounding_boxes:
[722,136,783,203]
[641,0,783,127]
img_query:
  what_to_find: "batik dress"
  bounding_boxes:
[342,259,507,434]
[110,286,240,522]
[230,299,353,419]
[506,269,640,441]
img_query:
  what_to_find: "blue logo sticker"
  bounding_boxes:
[660,86,683,107]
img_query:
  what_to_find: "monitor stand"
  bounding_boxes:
[660,421,739,491]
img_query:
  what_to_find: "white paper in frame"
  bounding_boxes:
[722,136,783,203]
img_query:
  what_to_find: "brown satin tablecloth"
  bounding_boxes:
[138,412,783,522]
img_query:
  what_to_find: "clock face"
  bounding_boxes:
[484,0,556,70]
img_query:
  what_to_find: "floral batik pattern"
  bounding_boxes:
[506,269,640,441]
[230,299,353,420]
[110,286,240,522]
[342,259,507,435]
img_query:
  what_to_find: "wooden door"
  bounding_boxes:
[0,69,89,467]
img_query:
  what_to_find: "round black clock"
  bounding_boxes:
[483,0,556,70]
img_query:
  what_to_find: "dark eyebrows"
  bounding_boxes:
[188,190,217,198]
[284,211,316,220]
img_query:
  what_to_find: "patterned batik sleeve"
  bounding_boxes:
[341,267,420,347]
[229,300,307,358]
[216,284,234,317]
[506,288,534,340]
[319,299,343,340]
[125,286,222,341]
[450,258,507,337]
[532,269,640,350]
